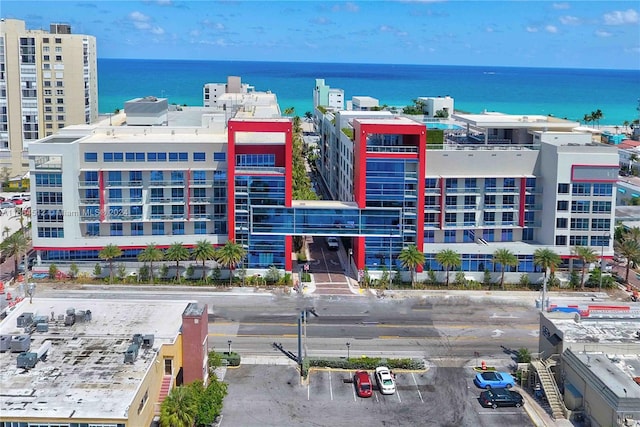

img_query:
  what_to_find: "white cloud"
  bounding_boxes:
[603,9,639,25]
[312,16,333,25]
[559,15,580,25]
[151,26,164,35]
[526,26,539,33]
[545,25,558,33]
[380,25,394,32]
[345,2,360,12]
[595,29,612,37]
[485,27,494,33]
[552,3,570,10]
[129,11,150,22]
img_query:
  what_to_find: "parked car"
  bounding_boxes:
[479,388,524,409]
[13,198,23,205]
[326,237,339,251]
[0,196,5,202]
[474,371,515,389]
[1,201,15,209]
[20,193,30,201]
[354,370,373,398]
[374,366,396,394]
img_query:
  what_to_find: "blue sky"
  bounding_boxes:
[3,1,639,69]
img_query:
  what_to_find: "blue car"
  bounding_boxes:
[474,371,515,389]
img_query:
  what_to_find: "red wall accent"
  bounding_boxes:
[185,169,191,221]
[519,177,526,228]
[285,235,293,271]
[98,171,105,222]
[439,178,445,229]
[181,303,208,385]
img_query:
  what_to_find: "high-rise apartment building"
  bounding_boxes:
[0,18,98,175]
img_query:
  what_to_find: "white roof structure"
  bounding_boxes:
[0,298,192,420]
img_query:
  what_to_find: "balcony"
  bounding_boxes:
[484,187,519,194]
[366,146,418,154]
[189,180,214,187]
[149,180,185,187]
[189,197,210,204]
[79,197,100,204]
[78,181,99,188]
[484,204,518,210]
[424,188,441,195]
[150,214,186,220]
[190,213,211,220]
[106,198,143,204]
[79,215,100,222]
[445,187,481,194]
[105,214,143,222]
[106,181,143,188]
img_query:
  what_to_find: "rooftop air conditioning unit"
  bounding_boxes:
[0,335,11,352]
[142,334,155,349]
[17,352,38,369]
[10,335,31,353]
[17,313,34,328]
[124,343,139,364]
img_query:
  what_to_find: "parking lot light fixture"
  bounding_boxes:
[346,342,351,360]
[227,339,232,355]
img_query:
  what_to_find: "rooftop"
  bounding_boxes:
[543,310,640,347]
[453,112,579,130]
[569,350,640,400]
[0,298,193,420]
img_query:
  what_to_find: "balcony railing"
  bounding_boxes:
[149,214,185,220]
[149,180,185,187]
[366,146,419,154]
[106,198,143,204]
[484,204,518,210]
[445,187,481,194]
[78,181,99,188]
[484,187,519,194]
[79,197,100,204]
[189,197,210,204]
[190,213,211,220]
[106,181,143,187]
[189,180,214,187]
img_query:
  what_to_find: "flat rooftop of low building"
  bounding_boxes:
[0,298,194,421]
[453,112,578,129]
[572,351,640,399]
[544,310,640,346]
[353,116,424,127]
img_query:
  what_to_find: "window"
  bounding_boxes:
[86,223,100,236]
[445,196,457,207]
[84,152,97,162]
[591,235,610,247]
[502,195,515,206]
[485,178,496,190]
[147,152,157,162]
[169,152,188,162]
[171,171,184,184]
[557,200,568,211]
[192,170,207,183]
[136,152,145,162]
[591,219,610,231]
[557,183,569,194]
[195,221,207,234]
[570,235,588,246]
[572,183,591,195]
[522,228,534,241]
[556,218,568,229]
[194,152,206,161]
[555,235,567,245]
[110,223,123,236]
[131,223,144,236]
[445,178,457,190]
[484,195,496,206]
[502,212,514,223]
[444,230,456,243]
[483,229,494,242]
[152,223,165,235]
[424,230,434,243]
[501,229,513,242]
[38,227,64,238]
[126,152,135,162]
[570,218,589,230]
[503,178,515,188]
[463,212,475,225]
[445,212,456,225]
[592,201,612,213]
[571,201,590,213]
[425,178,437,189]
[56,55,62,61]
[172,223,185,235]
[464,195,475,207]
[425,196,438,206]
[483,212,495,224]
[526,177,536,189]
[213,152,226,161]
[592,183,613,196]
[464,178,476,190]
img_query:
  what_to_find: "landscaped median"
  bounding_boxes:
[301,356,425,379]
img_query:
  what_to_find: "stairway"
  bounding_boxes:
[156,375,173,413]
[531,359,566,420]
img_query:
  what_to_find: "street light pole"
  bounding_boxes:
[599,232,611,291]
[227,339,232,355]
[346,342,351,360]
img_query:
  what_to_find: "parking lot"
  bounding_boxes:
[221,365,532,427]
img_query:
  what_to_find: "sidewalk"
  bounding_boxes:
[519,387,573,427]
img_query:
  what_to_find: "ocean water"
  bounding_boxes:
[97,59,640,125]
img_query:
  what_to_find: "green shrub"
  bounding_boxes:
[217,352,241,367]
[307,357,424,371]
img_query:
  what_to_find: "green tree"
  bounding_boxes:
[398,245,425,288]
[99,244,122,284]
[533,248,561,284]
[435,249,461,287]
[69,262,79,280]
[0,232,29,279]
[165,242,191,282]
[572,246,598,290]
[216,240,247,286]
[187,379,228,426]
[159,386,196,427]
[283,106,295,116]
[493,248,518,290]
[304,111,313,121]
[193,239,216,281]
[48,263,58,280]
[137,244,164,283]
[615,238,640,283]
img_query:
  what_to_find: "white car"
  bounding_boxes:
[375,366,396,394]
[326,237,339,251]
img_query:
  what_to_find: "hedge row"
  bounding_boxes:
[217,352,241,367]
[307,356,424,371]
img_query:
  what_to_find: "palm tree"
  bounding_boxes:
[615,238,640,283]
[582,114,592,127]
[533,248,561,282]
[2,226,10,239]
[304,111,313,122]
[159,386,196,427]
[435,249,461,287]
[398,245,425,288]
[623,120,630,134]
[98,244,122,284]
[192,239,216,281]
[138,244,164,283]
[283,106,295,116]
[493,248,518,290]
[629,153,638,174]
[164,243,190,282]
[572,246,598,290]
[216,240,247,286]
[0,232,29,279]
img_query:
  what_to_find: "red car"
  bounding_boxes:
[354,370,373,398]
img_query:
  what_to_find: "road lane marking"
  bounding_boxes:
[308,381,310,401]
[411,372,424,403]
[329,371,334,401]
[351,371,357,402]
[396,387,402,403]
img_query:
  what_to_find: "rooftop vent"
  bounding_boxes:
[142,334,155,349]
[17,312,34,328]
[10,335,31,353]
[0,335,11,352]
[124,343,139,364]
[17,352,37,369]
